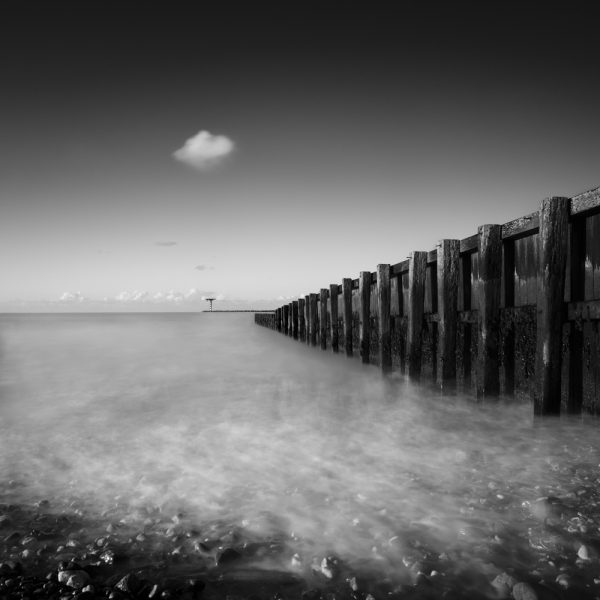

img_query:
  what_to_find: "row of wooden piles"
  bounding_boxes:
[256,189,600,416]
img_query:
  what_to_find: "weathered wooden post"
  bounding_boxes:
[377,264,392,373]
[342,278,353,357]
[407,251,427,379]
[283,304,289,337]
[330,284,339,353]
[304,295,310,345]
[477,225,502,397]
[298,297,306,342]
[359,271,372,364]
[276,308,282,332]
[292,300,299,340]
[534,197,570,415]
[460,252,473,387]
[568,215,586,413]
[309,293,318,347]
[502,238,516,395]
[437,240,460,391]
[288,302,293,336]
[320,289,328,350]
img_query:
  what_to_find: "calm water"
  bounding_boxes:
[1,313,600,595]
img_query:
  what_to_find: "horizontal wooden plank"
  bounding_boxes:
[567,299,600,321]
[501,212,539,241]
[391,259,409,276]
[460,234,479,254]
[571,186,600,216]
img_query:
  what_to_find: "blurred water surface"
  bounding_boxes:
[1,313,600,587]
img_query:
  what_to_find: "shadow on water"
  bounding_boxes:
[1,313,600,598]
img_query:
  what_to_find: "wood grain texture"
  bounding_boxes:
[476,225,502,397]
[534,197,569,415]
[359,271,372,364]
[320,289,328,350]
[298,298,306,342]
[292,300,299,340]
[407,252,427,379]
[309,293,318,347]
[330,284,339,353]
[342,278,353,357]
[437,239,460,390]
[377,264,391,373]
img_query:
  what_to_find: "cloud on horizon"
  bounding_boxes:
[155,241,177,247]
[173,130,235,170]
[59,291,87,302]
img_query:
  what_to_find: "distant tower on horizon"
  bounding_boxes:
[205,297,216,311]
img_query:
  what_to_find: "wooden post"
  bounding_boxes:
[437,239,460,391]
[477,225,502,397]
[342,278,353,357]
[305,295,310,345]
[292,300,299,340]
[534,197,570,415]
[283,304,289,336]
[359,271,372,364]
[568,216,586,413]
[288,302,294,336]
[502,239,515,395]
[275,308,281,332]
[298,298,306,342]
[309,293,318,347]
[320,289,328,350]
[460,252,473,387]
[329,284,339,352]
[377,264,392,373]
[407,251,427,379]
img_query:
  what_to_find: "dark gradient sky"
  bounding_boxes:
[1,3,598,308]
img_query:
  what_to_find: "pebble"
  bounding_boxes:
[66,571,91,589]
[511,582,538,600]
[578,544,590,560]
[320,556,338,579]
[114,572,142,595]
[556,573,570,588]
[57,570,90,588]
[492,571,518,597]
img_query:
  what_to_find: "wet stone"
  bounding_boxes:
[114,572,143,595]
[492,572,518,597]
[512,582,538,600]
[57,569,90,588]
[320,556,339,579]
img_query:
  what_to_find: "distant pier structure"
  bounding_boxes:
[255,186,600,417]
[205,298,216,312]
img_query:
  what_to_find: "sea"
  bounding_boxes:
[1,312,600,597]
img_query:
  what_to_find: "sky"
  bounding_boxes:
[1,3,598,311]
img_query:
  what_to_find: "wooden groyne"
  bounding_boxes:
[255,187,600,416]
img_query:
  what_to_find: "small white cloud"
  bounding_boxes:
[173,130,235,170]
[59,291,87,302]
[194,264,207,271]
